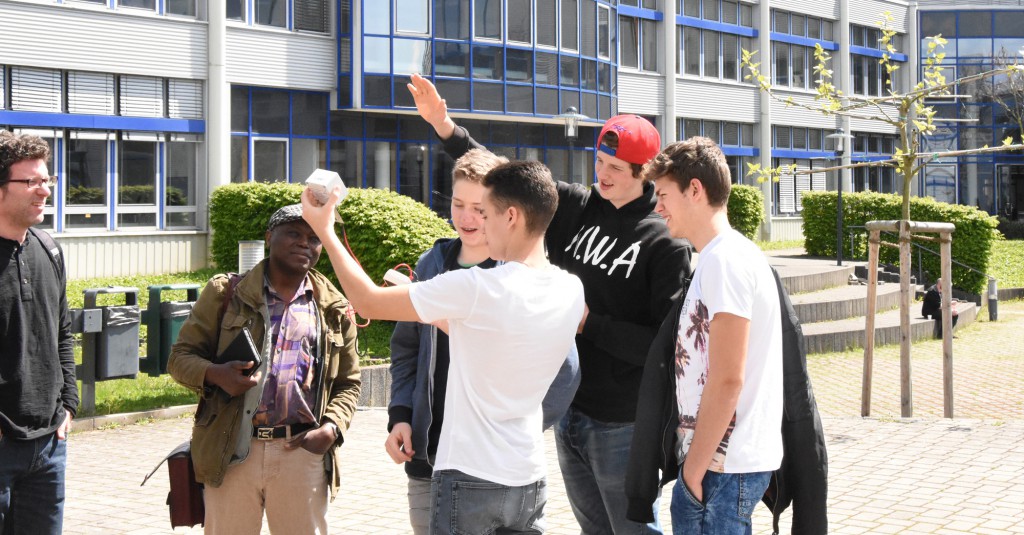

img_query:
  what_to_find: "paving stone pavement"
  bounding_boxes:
[65,408,1024,534]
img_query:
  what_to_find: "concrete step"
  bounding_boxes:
[789,282,902,323]
[767,255,856,294]
[801,301,977,354]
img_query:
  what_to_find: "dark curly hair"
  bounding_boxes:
[0,130,51,185]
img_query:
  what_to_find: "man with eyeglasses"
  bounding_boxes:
[0,130,77,535]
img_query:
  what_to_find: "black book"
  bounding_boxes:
[215,327,262,376]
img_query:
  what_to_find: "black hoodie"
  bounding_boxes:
[440,126,692,422]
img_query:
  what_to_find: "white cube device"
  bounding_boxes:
[383,269,412,286]
[305,169,348,206]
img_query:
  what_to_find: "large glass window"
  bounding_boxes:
[166,0,196,16]
[537,0,557,47]
[581,0,596,57]
[773,43,790,86]
[226,0,244,20]
[399,143,430,203]
[230,136,249,182]
[562,0,579,51]
[66,137,109,230]
[166,138,198,228]
[231,87,249,132]
[295,0,328,32]
[365,1,390,34]
[620,16,640,69]
[598,5,611,59]
[329,139,364,187]
[393,39,432,75]
[435,0,469,39]
[119,0,155,9]
[366,141,397,190]
[119,141,157,206]
[704,31,719,78]
[292,138,327,183]
[642,19,658,72]
[475,0,502,40]
[254,0,286,27]
[396,0,430,33]
[684,27,700,75]
[508,0,532,43]
[251,91,290,133]
[292,93,328,136]
[473,46,504,79]
[253,139,288,182]
[436,42,470,77]
[364,37,392,73]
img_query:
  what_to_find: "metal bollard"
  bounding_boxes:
[988,277,998,321]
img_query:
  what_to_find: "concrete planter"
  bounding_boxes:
[358,364,391,408]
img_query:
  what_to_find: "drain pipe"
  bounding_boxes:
[988,277,999,321]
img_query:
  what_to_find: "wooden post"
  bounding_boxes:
[940,232,954,418]
[862,230,881,417]
[899,220,913,417]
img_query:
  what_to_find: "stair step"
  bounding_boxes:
[790,282,903,323]
[801,302,977,354]
[768,255,857,294]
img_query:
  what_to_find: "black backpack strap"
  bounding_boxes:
[27,227,65,284]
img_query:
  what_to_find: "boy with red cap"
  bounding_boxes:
[408,74,692,534]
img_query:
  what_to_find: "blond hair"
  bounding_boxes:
[452,148,509,184]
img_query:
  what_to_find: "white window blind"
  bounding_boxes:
[11,67,62,112]
[68,71,116,115]
[811,168,826,192]
[120,75,165,117]
[795,160,811,211]
[0,66,5,110]
[777,158,796,214]
[294,0,328,33]
[168,79,203,119]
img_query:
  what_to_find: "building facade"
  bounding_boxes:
[1,0,1019,278]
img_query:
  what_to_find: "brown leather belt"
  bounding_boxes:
[252,422,315,440]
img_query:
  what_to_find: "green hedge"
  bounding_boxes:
[727,184,765,239]
[210,182,455,283]
[801,191,999,294]
[997,216,1024,240]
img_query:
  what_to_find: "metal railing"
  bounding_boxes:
[845,224,999,321]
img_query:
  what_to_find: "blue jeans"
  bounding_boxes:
[430,470,546,535]
[0,432,68,535]
[555,407,662,535]
[670,468,771,535]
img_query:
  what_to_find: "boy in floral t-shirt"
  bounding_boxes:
[645,137,783,534]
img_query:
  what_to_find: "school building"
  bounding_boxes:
[1,0,1020,277]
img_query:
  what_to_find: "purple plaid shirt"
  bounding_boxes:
[252,276,319,426]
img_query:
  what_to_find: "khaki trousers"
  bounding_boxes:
[204,438,328,535]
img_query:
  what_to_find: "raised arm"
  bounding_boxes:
[300,188,422,322]
[408,73,456,140]
[408,74,487,160]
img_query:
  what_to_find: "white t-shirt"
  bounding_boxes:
[408,262,585,486]
[674,228,783,474]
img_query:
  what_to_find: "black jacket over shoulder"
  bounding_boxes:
[624,268,828,534]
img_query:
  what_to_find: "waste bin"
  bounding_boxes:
[83,287,141,380]
[141,285,200,376]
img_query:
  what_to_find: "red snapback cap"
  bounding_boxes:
[596,115,661,165]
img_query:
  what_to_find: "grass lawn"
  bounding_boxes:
[989,240,1024,288]
[756,239,804,251]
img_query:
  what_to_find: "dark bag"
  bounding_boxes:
[141,441,205,528]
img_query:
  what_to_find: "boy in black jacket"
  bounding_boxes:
[408,74,691,534]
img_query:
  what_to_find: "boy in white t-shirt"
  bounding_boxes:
[633,137,783,534]
[300,160,585,535]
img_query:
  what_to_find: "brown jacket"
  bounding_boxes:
[167,260,361,499]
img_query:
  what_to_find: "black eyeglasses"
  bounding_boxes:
[5,176,57,189]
